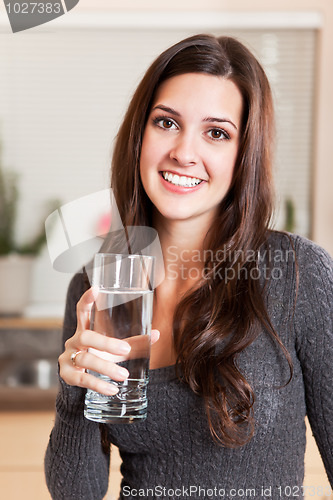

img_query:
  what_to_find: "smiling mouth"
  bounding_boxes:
[161,171,203,187]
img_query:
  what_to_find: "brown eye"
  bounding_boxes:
[153,116,177,130]
[211,129,223,139]
[162,119,173,129]
[208,128,229,140]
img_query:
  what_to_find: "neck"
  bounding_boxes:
[153,211,213,285]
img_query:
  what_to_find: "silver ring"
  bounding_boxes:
[71,350,83,367]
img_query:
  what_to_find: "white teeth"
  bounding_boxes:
[162,171,202,187]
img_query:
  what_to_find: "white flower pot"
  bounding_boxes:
[0,254,35,315]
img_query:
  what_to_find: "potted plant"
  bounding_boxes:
[0,142,58,315]
[284,198,296,234]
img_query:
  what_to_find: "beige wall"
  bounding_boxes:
[77,0,333,256]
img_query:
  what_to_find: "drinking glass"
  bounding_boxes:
[84,253,154,423]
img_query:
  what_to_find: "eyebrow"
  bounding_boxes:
[152,104,238,131]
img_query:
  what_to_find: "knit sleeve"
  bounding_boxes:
[294,236,333,486]
[44,273,111,500]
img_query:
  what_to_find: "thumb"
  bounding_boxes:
[76,286,99,332]
[151,329,160,345]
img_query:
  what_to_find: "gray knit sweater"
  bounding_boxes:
[45,232,333,500]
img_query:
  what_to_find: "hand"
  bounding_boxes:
[58,287,160,396]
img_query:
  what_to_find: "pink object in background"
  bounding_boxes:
[97,213,111,236]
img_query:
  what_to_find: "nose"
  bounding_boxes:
[169,131,198,167]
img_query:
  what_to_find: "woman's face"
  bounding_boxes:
[140,73,243,227]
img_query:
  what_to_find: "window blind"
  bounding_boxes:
[0,28,316,311]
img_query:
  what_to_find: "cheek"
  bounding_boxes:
[211,147,238,181]
[139,140,157,190]
[140,134,163,175]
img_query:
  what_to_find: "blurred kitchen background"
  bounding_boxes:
[0,1,332,499]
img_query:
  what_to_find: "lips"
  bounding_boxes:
[161,171,203,188]
[158,171,205,195]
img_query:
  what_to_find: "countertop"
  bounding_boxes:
[0,317,62,412]
[0,317,62,330]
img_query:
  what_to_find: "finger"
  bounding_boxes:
[151,329,160,345]
[70,350,129,381]
[87,330,160,363]
[79,372,119,396]
[78,330,131,356]
[88,347,127,363]
[61,363,120,396]
[76,287,99,332]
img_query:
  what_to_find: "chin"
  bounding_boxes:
[156,206,199,222]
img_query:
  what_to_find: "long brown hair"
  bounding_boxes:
[110,34,292,447]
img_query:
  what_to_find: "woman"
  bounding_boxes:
[45,34,333,499]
